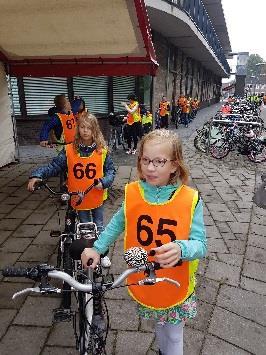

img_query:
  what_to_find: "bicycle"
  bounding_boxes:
[107,112,127,151]
[32,179,98,319]
[2,247,181,355]
[171,106,182,129]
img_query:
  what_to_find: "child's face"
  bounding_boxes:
[78,121,93,145]
[140,140,177,186]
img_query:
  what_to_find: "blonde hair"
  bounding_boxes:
[137,129,189,184]
[74,112,107,152]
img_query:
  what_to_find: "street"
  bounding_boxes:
[0,103,265,355]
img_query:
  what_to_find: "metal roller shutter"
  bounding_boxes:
[113,76,135,112]
[10,77,20,116]
[23,77,68,115]
[73,76,108,115]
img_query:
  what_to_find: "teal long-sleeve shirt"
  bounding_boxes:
[93,180,207,260]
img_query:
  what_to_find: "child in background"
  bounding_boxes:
[142,110,153,134]
[28,111,116,268]
[40,95,86,147]
[81,129,207,355]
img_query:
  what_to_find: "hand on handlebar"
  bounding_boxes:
[94,181,103,190]
[151,242,182,268]
[81,248,100,269]
[27,178,42,192]
[40,140,49,147]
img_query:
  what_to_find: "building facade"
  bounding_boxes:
[11,0,231,144]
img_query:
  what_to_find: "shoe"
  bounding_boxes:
[126,149,132,154]
[101,256,111,268]
[131,149,137,155]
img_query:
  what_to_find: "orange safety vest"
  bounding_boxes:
[66,144,106,210]
[127,101,141,125]
[159,101,170,116]
[181,99,190,113]
[124,181,199,310]
[57,112,76,143]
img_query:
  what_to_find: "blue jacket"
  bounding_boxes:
[30,144,116,189]
[40,114,63,141]
[93,180,207,260]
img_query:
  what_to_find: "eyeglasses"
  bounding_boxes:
[140,157,174,167]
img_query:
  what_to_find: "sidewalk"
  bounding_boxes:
[0,103,265,355]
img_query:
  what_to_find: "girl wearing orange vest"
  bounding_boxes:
[28,112,116,268]
[121,93,142,155]
[81,130,207,355]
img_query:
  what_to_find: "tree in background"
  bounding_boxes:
[247,54,266,77]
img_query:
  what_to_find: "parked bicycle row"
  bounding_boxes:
[194,99,266,162]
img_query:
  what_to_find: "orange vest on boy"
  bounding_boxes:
[57,112,76,143]
[159,101,170,116]
[66,144,106,210]
[124,181,199,310]
[127,101,141,125]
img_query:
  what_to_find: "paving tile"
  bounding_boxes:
[205,259,241,286]
[19,244,56,262]
[202,334,250,355]
[0,230,13,245]
[0,309,17,338]
[187,300,213,331]
[217,285,266,326]
[242,260,266,283]
[14,296,60,326]
[0,237,32,253]
[0,218,24,230]
[46,322,77,347]
[196,276,220,304]
[12,224,43,237]
[216,253,244,267]
[0,325,49,355]
[240,276,266,296]
[207,238,228,253]
[115,330,154,355]
[107,299,138,331]
[0,281,34,309]
[247,234,266,249]
[33,230,59,245]
[246,245,266,264]
[209,307,265,354]
[184,327,205,355]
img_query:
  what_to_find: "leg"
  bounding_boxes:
[155,323,167,354]
[126,124,133,152]
[91,206,111,267]
[78,210,91,223]
[164,322,184,355]
[165,114,169,129]
[131,122,139,151]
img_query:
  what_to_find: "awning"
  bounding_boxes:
[0,0,158,77]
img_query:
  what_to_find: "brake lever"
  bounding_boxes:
[12,286,42,299]
[12,285,62,300]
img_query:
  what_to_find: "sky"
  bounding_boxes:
[222,0,266,81]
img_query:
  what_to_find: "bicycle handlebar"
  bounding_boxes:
[2,261,181,300]
[33,179,98,206]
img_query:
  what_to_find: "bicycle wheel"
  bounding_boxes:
[108,130,116,152]
[78,279,94,355]
[78,271,108,355]
[247,142,266,163]
[194,133,207,153]
[61,243,73,309]
[210,139,230,159]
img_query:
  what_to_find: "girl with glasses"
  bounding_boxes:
[81,129,207,355]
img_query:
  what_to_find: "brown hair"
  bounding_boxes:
[74,112,107,152]
[137,129,189,184]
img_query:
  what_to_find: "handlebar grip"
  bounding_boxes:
[2,267,29,277]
